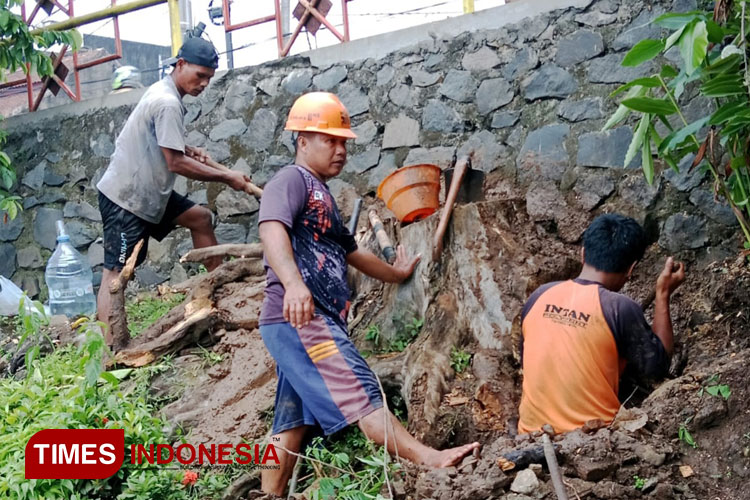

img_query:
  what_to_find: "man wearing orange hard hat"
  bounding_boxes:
[257,92,480,496]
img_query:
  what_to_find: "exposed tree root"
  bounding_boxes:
[115,257,264,366]
[109,239,144,352]
[179,243,263,263]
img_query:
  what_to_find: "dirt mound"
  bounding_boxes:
[139,188,750,499]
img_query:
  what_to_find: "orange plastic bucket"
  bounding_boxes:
[377,164,441,223]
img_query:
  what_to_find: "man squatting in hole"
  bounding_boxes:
[518,214,686,434]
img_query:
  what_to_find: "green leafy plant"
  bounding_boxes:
[388,317,423,353]
[679,418,698,448]
[633,475,647,490]
[15,295,51,369]
[605,4,750,252]
[300,428,400,500]
[0,1,82,219]
[364,318,424,355]
[198,345,223,368]
[0,313,235,499]
[365,324,381,346]
[703,373,732,400]
[450,346,472,374]
[126,292,186,337]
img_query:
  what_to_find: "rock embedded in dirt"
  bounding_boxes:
[414,467,456,499]
[592,480,630,499]
[689,189,737,226]
[22,161,46,191]
[491,110,520,129]
[558,97,604,122]
[573,170,616,210]
[476,78,514,115]
[635,443,666,466]
[510,468,539,494]
[619,174,661,208]
[693,396,727,428]
[572,453,619,482]
[659,213,709,252]
[526,182,565,221]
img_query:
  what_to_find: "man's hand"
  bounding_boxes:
[283,280,315,328]
[391,245,421,283]
[186,146,210,164]
[656,256,685,297]
[225,170,249,191]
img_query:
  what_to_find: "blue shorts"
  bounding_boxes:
[260,316,384,436]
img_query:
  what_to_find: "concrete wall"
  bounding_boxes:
[1,0,737,300]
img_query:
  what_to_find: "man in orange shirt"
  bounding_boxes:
[518,214,685,434]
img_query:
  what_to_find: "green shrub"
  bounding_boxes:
[0,313,235,499]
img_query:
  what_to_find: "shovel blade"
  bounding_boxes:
[443,168,484,203]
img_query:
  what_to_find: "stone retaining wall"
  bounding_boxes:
[1,0,737,300]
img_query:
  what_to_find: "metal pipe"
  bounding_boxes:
[542,434,569,500]
[341,0,350,41]
[69,0,81,102]
[274,0,283,54]
[225,14,277,33]
[76,53,120,70]
[225,31,234,69]
[348,198,363,234]
[28,0,166,35]
[281,0,290,43]
[168,0,182,56]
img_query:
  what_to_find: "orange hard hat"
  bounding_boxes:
[284,92,358,139]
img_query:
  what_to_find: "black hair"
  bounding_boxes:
[291,131,299,153]
[582,214,647,273]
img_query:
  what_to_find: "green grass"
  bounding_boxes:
[126,293,186,337]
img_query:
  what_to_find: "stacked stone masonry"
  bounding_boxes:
[1,0,737,299]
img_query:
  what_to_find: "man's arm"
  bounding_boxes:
[347,245,420,283]
[185,145,215,166]
[161,147,246,190]
[651,256,686,356]
[259,221,314,328]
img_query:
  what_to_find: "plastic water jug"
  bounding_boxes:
[45,220,97,317]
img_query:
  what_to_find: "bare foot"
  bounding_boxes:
[423,442,480,468]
